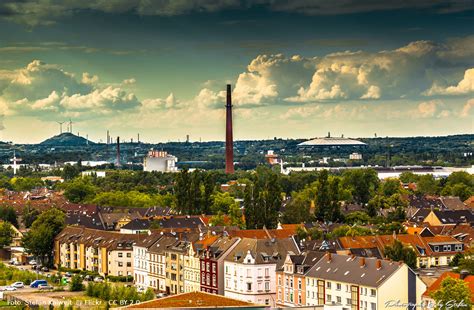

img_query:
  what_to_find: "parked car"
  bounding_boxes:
[38,284,53,290]
[137,287,146,293]
[30,280,48,288]
[2,286,17,291]
[156,293,168,298]
[84,275,92,281]
[11,282,24,288]
[41,267,49,272]
[65,272,72,277]
[29,260,37,265]
[93,276,104,283]
[13,261,21,266]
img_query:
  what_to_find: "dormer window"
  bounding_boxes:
[434,246,439,252]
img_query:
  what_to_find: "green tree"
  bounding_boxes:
[384,239,417,268]
[62,164,80,181]
[0,206,18,228]
[210,192,236,214]
[244,166,282,229]
[315,170,330,220]
[342,169,379,204]
[0,221,14,247]
[22,205,40,228]
[70,275,84,291]
[431,277,472,310]
[344,211,370,225]
[22,208,65,266]
[399,172,418,184]
[416,175,438,195]
[381,178,402,197]
[63,178,97,203]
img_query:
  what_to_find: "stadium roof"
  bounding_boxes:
[298,137,366,147]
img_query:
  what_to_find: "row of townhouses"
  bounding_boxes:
[54,226,435,309]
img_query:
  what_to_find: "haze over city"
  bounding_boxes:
[0,0,473,143]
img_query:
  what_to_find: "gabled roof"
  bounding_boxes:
[225,237,299,266]
[432,210,474,225]
[305,253,403,288]
[228,228,297,239]
[121,218,151,231]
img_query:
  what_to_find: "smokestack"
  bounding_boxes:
[225,84,234,174]
[137,133,140,143]
[116,136,121,168]
[107,130,110,145]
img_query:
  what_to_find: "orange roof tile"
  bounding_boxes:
[125,291,256,308]
[422,272,474,302]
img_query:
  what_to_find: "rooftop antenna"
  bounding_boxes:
[56,121,65,134]
[10,151,22,175]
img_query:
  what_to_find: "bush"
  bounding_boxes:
[85,282,154,303]
[69,275,84,291]
[106,275,133,282]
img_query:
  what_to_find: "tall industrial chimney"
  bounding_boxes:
[225,84,234,174]
[116,136,121,168]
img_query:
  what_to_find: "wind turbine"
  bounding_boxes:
[69,119,73,133]
[57,121,65,134]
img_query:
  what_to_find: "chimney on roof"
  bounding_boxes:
[326,252,332,262]
[460,270,469,280]
[376,259,382,270]
[360,257,365,267]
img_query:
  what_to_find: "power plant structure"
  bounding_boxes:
[116,136,121,168]
[143,150,178,172]
[225,84,234,174]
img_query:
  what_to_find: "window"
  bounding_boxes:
[371,302,376,310]
[127,262,131,267]
[265,282,270,291]
[443,245,451,251]
[455,244,463,251]
[434,246,439,252]
[336,283,341,291]
[346,299,352,306]
[327,294,331,302]
[326,281,331,289]
[265,268,269,277]
[212,274,216,287]
[265,299,269,305]
[247,283,252,291]
[118,252,123,257]
[298,294,302,304]
[212,263,216,273]
[278,276,282,286]
[337,296,341,304]
[298,279,302,289]
[370,289,376,297]
[127,253,131,258]
[201,261,205,270]
[435,258,439,265]
[225,266,229,274]
[118,262,123,267]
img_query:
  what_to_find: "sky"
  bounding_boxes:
[0,0,473,144]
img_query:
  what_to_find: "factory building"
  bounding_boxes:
[143,150,178,172]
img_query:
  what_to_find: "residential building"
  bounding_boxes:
[200,235,240,295]
[148,235,179,294]
[305,253,426,310]
[133,233,162,290]
[276,251,325,307]
[224,237,300,306]
[54,226,140,276]
[338,233,466,268]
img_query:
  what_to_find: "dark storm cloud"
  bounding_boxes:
[1,0,473,26]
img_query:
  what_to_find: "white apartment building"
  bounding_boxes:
[133,234,162,289]
[304,253,426,310]
[224,237,299,307]
[183,245,201,293]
